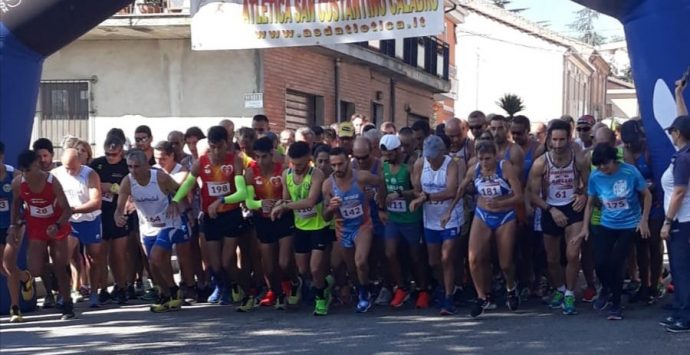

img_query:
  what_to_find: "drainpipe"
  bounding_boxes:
[335,58,341,123]
[390,78,396,124]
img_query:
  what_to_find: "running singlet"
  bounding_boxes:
[52,165,101,223]
[588,162,647,230]
[544,151,578,207]
[250,160,284,218]
[330,173,372,239]
[130,169,178,237]
[20,174,71,238]
[474,160,513,202]
[354,159,383,235]
[383,162,422,224]
[90,157,128,215]
[198,152,239,214]
[0,165,15,229]
[523,142,537,182]
[449,138,471,165]
[421,156,460,231]
[286,167,327,231]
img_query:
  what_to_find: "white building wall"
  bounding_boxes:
[38,38,259,154]
[455,10,566,125]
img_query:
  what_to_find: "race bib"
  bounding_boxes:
[340,204,364,219]
[102,192,114,203]
[550,188,571,202]
[387,199,407,213]
[30,205,54,218]
[207,182,231,197]
[0,198,8,212]
[296,207,316,219]
[603,198,629,211]
[145,214,166,227]
[479,183,501,197]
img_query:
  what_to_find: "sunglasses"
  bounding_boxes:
[353,154,369,161]
[134,137,149,143]
[469,125,483,130]
[576,127,591,132]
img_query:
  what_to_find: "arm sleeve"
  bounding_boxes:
[172,174,196,203]
[245,185,262,210]
[223,175,248,204]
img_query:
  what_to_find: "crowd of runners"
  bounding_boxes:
[1,79,690,333]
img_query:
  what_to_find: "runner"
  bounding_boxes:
[379,134,429,309]
[90,136,130,304]
[410,135,462,315]
[171,126,250,310]
[322,147,385,313]
[528,120,589,315]
[0,141,15,295]
[454,140,523,317]
[244,137,294,310]
[167,131,192,165]
[468,110,488,140]
[5,150,74,321]
[115,149,188,313]
[134,125,156,165]
[52,149,105,308]
[578,143,652,320]
[271,141,332,316]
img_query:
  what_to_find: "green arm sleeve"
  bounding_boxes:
[173,174,196,203]
[223,175,248,204]
[245,186,262,210]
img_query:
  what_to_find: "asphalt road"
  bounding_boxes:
[1,295,689,354]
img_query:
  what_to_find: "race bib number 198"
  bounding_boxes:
[207,182,231,197]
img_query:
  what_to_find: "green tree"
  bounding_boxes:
[496,94,525,118]
[568,8,606,46]
[492,0,511,8]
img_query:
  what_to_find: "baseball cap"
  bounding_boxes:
[423,135,445,159]
[621,120,644,143]
[338,122,355,138]
[379,134,401,151]
[577,115,595,126]
[666,115,690,138]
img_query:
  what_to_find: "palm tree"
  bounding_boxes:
[496,94,525,118]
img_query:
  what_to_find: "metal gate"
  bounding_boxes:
[36,81,91,155]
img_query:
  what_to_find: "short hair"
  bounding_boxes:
[61,136,79,150]
[313,144,331,157]
[438,134,451,150]
[104,136,124,151]
[475,140,497,155]
[154,141,174,156]
[468,110,486,120]
[362,129,381,145]
[76,140,93,162]
[311,126,324,136]
[547,119,572,139]
[362,123,376,132]
[238,127,257,141]
[435,123,446,136]
[398,127,413,135]
[411,119,430,136]
[287,141,311,159]
[106,128,126,143]
[380,121,396,132]
[253,137,273,153]
[252,114,269,123]
[17,150,38,171]
[560,115,575,124]
[512,115,531,130]
[330,147,348,157]
[135,125,152,137]
[591,143,618,166]
[0,141,4,155]
[207,126,228,144]
[126,149,149,166]
[490,114,507,124]
[185,126,206,140]
[32,138,54,155]
[323,128,336,140]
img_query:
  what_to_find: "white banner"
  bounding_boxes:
[191,0,444,50]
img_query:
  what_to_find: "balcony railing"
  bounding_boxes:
[115,0,189,16]
[358,36,450,81]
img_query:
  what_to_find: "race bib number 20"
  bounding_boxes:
[29,205,54,218]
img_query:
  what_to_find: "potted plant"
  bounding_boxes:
[138,0,164,14]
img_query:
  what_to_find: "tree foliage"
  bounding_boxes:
[568,8,606,46]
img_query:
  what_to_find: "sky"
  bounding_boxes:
[506,0,625,41]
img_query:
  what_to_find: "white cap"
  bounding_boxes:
[379,134,401,151]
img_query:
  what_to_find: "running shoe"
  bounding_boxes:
[624,280,641,296]
[470,298,493,318]
[607,304,623,320]
[659,316,678,327]
[288,277,303,305]
[390,288,409,308]
[562,294,577,315]
[42,292,55,309]
[127,284,137,300]
[116,287,128,305]
[98,288,111,305]
[665,321,690,333]
[534,276,549,298]
[220,288,234,305]
[440,297,456,316]
[507,289,520,311]
[519,287,530,303]
[593,292,611,311]
[134,280,145,296]
[20,271,34,301]
[150,297,171,313]
[9,305,23,323]
[259,290,276,307]
[236,296,255,312]
[281,281,292,299]
[167,295,183,311]
[61,301,76,320]
[207,286,222,304]
[274,294,287,310]
[72,289,84,303]
[581,287,597,303]
[356,289,372,313]
[549,290,565,309]
[89,291,100,308]
[140,288,159,302]
[375,286,392,306]
[432,286,445,308]
[79,285,91,298]
[231,284,245,303]
[416,290,430,309]
[313,297,328,316]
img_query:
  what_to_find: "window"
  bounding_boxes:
[407,113,428,127]
[372,102,384,127]
[36,81,91,155]
[285,90,324,130]
[340,100,355,122]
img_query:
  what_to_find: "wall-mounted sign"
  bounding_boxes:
[244,92,264,108]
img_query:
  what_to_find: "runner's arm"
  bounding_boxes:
[9,176,22,226]
[497,161,523,208]
[221,155,248,204]
[114,176,132,221]
[510,144,525,185]
[321,178,335,222]
[285,168,325,211]
[528,157,549,210]
[73,170,102,214]
[243,169,261,210]
[172,160,199,203]
[51,178,73,227]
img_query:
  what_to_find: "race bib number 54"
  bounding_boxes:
[207,182,231,197]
